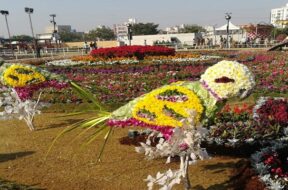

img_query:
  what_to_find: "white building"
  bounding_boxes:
[165,24,185,34]
[123,33,195,46]
[114,18,137,41]
[45,25,72,33]
[271,3,288,28]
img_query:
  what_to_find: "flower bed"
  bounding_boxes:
[90,45,175,60]
[207,97,288,148]
[251,143,288,190]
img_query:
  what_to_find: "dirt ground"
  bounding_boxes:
[0,111,248,190]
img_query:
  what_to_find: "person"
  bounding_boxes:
[83,41,89,54]
[229,36,233,48]
[264,38,269,47]
[92,41,97,49]
[89,42,93,51]
[220,36,224,49]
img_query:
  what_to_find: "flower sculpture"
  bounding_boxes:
[0,63,68,130]
[57,60,255,189]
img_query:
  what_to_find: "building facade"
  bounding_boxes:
[45,25,72,33]
[271,3,288,28]
[113,18,137,41]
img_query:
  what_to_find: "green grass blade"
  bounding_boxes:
[70,116,111,143]
[70,82,103,111]
[45,118,87,158]
[82,125,109,147]
[97,127,113,162]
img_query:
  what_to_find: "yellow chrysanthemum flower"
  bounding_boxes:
[133,86,203,128]
[3,65,46,87]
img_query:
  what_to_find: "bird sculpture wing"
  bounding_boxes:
[110,82,206,129]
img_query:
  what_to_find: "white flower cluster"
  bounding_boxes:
[0,87,47,130]
[152,55,221,64]
[136,110,209,190]
[45,59,85,67]
[45,59,140,67]
[90,59,139,65]
[200,60,255,99]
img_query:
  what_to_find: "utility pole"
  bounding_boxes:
[25,7,40,58]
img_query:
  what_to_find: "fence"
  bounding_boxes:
[0,47,89,60]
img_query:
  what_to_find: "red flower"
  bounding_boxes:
[90,45,175,60]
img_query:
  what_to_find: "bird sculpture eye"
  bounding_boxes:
[215,76,235,83]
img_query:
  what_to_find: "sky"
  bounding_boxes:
[0,0,287,37]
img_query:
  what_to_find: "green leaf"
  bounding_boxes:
[70,82,103,111]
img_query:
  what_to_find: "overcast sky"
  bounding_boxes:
[0,0,287,37]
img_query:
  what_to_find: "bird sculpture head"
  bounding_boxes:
[200,60,255,100]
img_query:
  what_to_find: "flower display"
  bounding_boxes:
[200,60,255,99]
[0,87,47,130]
[90,45,175,60]
[251,143,288,190]
[52,54,279,190]
[132,86,204,128]
[253,97,288,127]
[1,64,46,88]
[0,63,69,130]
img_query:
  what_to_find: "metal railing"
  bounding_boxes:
[0,47,89,60]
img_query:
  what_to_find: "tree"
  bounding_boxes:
[59,32,83,42]
[179,25,206,33]
[131,23,159,35]
[87,26,116,41]
[11,35,33,42]
[271,27,288,39]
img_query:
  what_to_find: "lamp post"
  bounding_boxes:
[50,14,58,51]
[0,10,14,56]
[127,24,132,46]
[213,24,217,47]
[225,13,232,48]
[25,7,40,58]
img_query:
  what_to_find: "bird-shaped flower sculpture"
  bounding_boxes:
[52,60,255,190]
[107,60,255,137]
[0,63,68,130]
[57,60,255,155]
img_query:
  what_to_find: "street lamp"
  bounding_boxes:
[25,7,40,58]
[50,14,58,51]
[127,24,132,46]
[225,13,232,48]
[0,10,14,56]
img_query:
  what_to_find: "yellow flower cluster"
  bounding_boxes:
[3,65,46,87]
[200,60,255,99]
[145,53,201,60]
[132,86,204,128]
[71,55,138,62]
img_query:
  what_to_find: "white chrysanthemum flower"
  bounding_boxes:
[200,60,255,99]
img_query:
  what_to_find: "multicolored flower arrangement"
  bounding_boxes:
[251,143,288,190]
[0,63,69,130]
[132,86,204,128]
[253,97,288,127]
[1,64,46,88]
[52,60,256,190]
[90,45,175,60]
